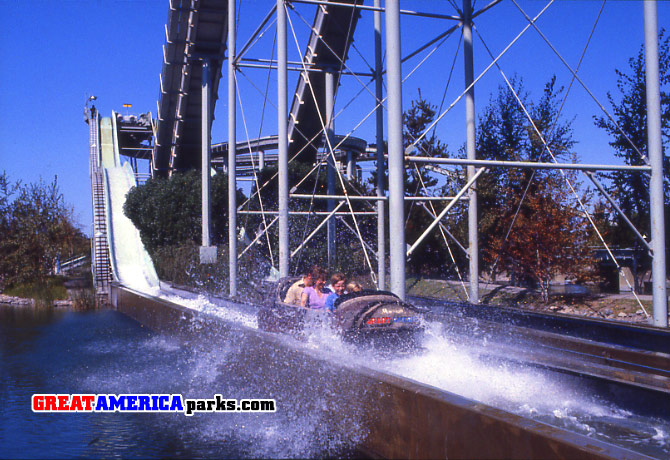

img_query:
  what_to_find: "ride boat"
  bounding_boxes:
[258,277,425,344]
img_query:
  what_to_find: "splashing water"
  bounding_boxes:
[159,290,670,458]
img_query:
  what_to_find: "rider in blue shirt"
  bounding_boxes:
[325,273,346,312]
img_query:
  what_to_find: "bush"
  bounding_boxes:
[124,170,245,253]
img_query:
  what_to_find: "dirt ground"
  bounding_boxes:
[405,277,659,324]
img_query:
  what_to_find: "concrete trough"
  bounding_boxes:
[112,285,651,459]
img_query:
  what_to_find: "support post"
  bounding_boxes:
[385,0,405,299]
[228,0,237,295]
[277,0,290,277]
[644,0,667,327]
[325,69,337,267]
[463,0,479,303]
[374,0,386,290]
[200,59,217,264]
[346,151,354,180]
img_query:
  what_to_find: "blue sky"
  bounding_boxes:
[0,0,667,235]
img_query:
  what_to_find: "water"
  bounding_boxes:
[3,297,669,459]
[159,291,670,458]
[0,307,362,459]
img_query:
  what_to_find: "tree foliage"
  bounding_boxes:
[594,29,670,250]
[0,172,89,288]
[400,93,462,276]
[123,170,245,254]
[475,77,596,298]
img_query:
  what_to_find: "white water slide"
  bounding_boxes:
[99,116,159,294]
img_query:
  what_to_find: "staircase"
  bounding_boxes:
[88,114,112,305]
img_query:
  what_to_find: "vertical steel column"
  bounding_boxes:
[277,0,290,277]
[199,59,217,264]
[463,0,479,303]
[326,69,337,267]
[385,0,405,299]
[644,0,668,327]
[347,151,354,180]
[374,0,386,290]
[202,60,211,248]
[228,0,238,296]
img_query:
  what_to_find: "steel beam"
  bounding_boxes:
[375,0,386,290]
[289,0,460,20]
[385,0,405,300]
[277,0,290,278]
[326,69,337,268]
[463,0,479,303]
[228,0,238,295]
[407,168,486,257]
[291,202,345,259]
[200,59,217,264]
[407,156,652,172]
[585,172,652,254]
[234,4,277,64]
[644,0,668,327]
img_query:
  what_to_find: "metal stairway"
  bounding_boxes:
[88,114,112,305]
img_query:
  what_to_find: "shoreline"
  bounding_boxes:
[0,293,74,308]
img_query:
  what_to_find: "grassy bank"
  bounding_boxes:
[4,277,68,307]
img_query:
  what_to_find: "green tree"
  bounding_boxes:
[474,77,596,295]
[594,30,669,251]
[400,93,460,276]
[123,170,245,254]
[403,92,449,194]
[0,173,89,288]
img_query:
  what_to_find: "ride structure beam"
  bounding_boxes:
[200,59,217,264]
[228,0,237,295]
[644,0,667,327]
[385,0,405,300]
[374,0,386,290]
[326,69,337,267]
[277,0,290,278]
[463,0,479,303]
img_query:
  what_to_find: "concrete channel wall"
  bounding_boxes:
[111,285,650,459]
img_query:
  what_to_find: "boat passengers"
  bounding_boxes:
[301,268,331,310]
[284,265,318,305]
[325,273,346,312]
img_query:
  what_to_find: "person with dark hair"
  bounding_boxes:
[284,265,318,305]
[325,273,346,312]
[301,267,331,310]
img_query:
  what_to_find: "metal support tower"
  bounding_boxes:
[200,59,217,264]
[463,0,479,303]
[277,0,290,278]
[228,0,238,295]
[385,0,406,299]
[644,0,668,327]
[326,69,337,267]
[374,0,386,290]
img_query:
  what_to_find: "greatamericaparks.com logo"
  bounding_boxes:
[32,394,276,416]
